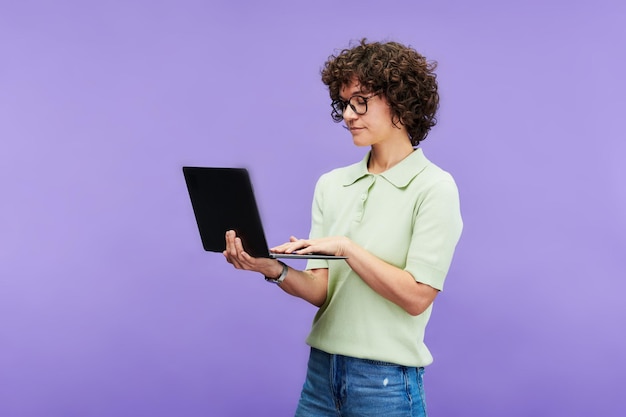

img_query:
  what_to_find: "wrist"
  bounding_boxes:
[337,237,353,257]
[264,261,288,284]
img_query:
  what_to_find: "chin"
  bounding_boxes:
[352,141,370,148]
[351,136,372,147]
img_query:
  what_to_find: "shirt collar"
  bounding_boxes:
[342,148,430,188]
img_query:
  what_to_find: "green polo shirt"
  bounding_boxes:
[305,148,463,367]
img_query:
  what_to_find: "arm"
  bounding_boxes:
[272,265,329,308]
[223,230,328,307]
[274,236,435,316]
[342,240,438,316]
[274,179,463,316]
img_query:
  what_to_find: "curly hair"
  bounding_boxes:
[321,39,439,146]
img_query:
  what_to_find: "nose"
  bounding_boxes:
[343,104,358,121]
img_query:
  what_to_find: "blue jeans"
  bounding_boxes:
[295,348,427,417]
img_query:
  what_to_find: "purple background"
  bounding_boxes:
[1,1,625,416]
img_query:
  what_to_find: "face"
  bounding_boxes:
[338,80,407,147]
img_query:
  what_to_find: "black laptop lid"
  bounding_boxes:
[183,167,272,258]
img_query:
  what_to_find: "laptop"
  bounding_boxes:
[183,166,346,260]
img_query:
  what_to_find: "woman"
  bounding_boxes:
[224,39,463,417]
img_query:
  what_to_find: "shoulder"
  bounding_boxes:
[400,153,461,209]
[421,162,457,188]
[413,150,459,190]
[315,157,367,189]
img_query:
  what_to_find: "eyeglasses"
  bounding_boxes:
[331,93,380,122]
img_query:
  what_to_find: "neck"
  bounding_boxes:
[367,136,415,174]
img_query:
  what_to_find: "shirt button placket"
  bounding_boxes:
[354,177,374,222]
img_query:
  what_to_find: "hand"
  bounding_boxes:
[223,230,283,278]
[271,236,351,257]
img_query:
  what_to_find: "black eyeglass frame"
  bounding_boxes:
[330,92,380,122]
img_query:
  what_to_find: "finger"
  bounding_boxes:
[226,233,248,269]
[285,239,310,253]
[269,243,288,253]
[295,244,314,254]
[296,239,311,248]
[234,236,246,254]
[228,233,241,258]
[223,251,233,264]
[225,251,243,269]
[236,248,268,272]
[295,240,329,255]
[238,250,257,268]
[270,239,296,253]
[225,230,235,251]
[272,236,300,252]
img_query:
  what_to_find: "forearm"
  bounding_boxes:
[224,230,326,307]
[342,241,438,316]
[272,265,328,307]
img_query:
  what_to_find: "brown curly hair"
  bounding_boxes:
[321,39,439,146]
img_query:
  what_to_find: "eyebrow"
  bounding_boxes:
[339,89,368,101]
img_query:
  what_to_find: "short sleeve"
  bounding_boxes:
[305,174,330,271]
[404,179,463,290]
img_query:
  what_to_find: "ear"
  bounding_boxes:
[391,113,405,129]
